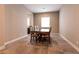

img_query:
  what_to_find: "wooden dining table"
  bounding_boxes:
[30,28,51,43]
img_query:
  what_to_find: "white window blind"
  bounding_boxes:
[41,17,50,27]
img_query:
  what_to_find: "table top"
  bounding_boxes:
[40,29,50,32]
[31,28,50,33]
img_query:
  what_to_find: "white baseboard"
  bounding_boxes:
[0,35,28,50]
[60,34,79,52]
[4,35,28,46]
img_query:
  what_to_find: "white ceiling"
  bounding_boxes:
[24,4,62,13]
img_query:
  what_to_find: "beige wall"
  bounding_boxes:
[0,4,33,46]
[0,5,6,46]
[34,12,59,33]
[60,5,79,48]
[5,4,33,42]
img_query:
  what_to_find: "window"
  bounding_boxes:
[41,17,50,27]
[27,17,30,27]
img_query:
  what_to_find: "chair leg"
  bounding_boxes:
[48,36,50,44]
[30,36,32,43]
[30,35,34,43]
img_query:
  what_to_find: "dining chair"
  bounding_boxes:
[41,27,51,43]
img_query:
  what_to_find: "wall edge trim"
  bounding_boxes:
[0,35,28,50]
[60,34,79,52]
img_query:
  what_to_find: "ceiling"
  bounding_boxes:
[24,4,62,13]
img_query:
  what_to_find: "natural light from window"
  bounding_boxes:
[27,17,30,27]
[41,17,50,27]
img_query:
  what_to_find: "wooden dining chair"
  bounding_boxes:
[30,31,40,43]
[41,27,51,43]
[30,32,36,42]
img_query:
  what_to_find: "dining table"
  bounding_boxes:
[30,28,51,43]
